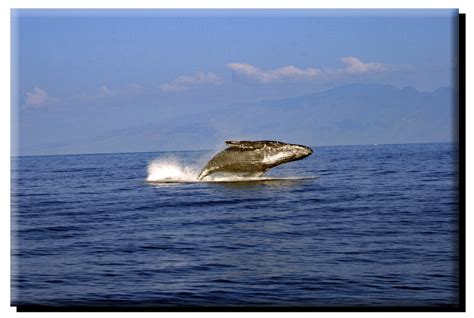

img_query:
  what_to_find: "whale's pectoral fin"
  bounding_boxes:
[197,167,216,180]
[197,169,209,181]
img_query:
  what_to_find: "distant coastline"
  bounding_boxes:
[12,141,457,159]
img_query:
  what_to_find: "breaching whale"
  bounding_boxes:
[197,140,313,180]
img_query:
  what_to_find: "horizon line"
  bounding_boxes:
[11,141,456,159]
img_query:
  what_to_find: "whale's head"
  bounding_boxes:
[260,141,313,166]
[290,143,313,159]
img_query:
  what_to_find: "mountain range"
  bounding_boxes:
[19,83,456,155]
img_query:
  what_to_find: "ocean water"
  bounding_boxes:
[11,143,459,307]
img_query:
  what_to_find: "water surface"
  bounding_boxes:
[11,143,459,307]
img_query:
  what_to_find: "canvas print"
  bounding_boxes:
[11,9,462,310]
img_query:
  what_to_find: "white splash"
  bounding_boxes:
[147,159,263,183]
[146,158,199,182]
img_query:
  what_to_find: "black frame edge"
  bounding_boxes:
[13,12,467,314]
[458,12,466,313]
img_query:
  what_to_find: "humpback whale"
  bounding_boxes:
[197,140,313,180]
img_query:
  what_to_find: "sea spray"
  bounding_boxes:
[146,157,199,182]
[146,157,261,182]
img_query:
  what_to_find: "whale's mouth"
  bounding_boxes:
[293,145,313,158]
[261,145,313,166]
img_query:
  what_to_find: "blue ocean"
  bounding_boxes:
[11,142,459,307]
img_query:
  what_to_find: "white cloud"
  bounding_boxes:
[25,88,54,107]
[340,56,388,74]
[228,63,321,83]
[160,72,222,92]
[228,57,389,83]
[99,85,115,97]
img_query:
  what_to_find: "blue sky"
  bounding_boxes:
[12,9,458,155]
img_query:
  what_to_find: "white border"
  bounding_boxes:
[2,1,472,318]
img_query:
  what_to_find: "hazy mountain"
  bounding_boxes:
[20,84,456,155]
